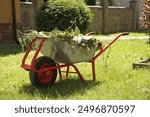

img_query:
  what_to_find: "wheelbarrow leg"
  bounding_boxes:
[57,64,70,80]
[66,66,70,78]
[57,63,63,80]
[62,66,70,80]
[92,61,96,81]
[71,64,84,81]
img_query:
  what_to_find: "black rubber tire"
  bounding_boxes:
[29,56,57,89]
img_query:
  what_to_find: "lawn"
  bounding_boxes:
[0,39,150,100]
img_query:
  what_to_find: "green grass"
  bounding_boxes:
[0,39,150,100]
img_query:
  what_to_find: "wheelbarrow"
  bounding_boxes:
[21,32,129,88]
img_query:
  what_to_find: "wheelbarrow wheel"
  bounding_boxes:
[29,56,57,88]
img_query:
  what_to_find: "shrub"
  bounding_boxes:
[35,0,92,33]
[86,0,96,5]
[108,0,115,6]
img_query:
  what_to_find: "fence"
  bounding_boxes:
[87,0,138,34]
[20,0,138,34]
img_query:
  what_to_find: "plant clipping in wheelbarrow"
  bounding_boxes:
[18,27,99,64]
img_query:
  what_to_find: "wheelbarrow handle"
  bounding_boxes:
[122,32,129,36]
[86,31,95,36]
[92,32,130,61]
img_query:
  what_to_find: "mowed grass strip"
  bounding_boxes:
[0,39,149,100]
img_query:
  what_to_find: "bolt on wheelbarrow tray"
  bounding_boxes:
[35,38,97,64]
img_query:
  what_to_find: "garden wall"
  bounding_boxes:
[87,6,103,33]
[20,0,138,34]
[107,7,133,33]
[87,6,133,34]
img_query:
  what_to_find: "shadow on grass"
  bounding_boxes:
[0,46,22,57]
[20,77,101,99]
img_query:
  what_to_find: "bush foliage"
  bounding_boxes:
[35,0,92,33]
[86,0,96,5]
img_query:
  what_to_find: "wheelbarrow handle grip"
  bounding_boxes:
[86,31,95,36]
[122,32,129,36]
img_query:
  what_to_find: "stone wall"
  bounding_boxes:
[0,24,13,44]
[20,0,44,31]
[87,6,103,33]
[107,7,132,33]
[20,2,35,30]
[87,6,133,34]
[87,0,138,34]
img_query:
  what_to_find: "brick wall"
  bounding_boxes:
[0,24,14,44]
[0,0,21,45]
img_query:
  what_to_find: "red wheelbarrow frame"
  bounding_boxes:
[21,32,129,81]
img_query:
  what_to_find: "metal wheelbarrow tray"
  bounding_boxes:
[21,32,129,88]
[35,38,97,64]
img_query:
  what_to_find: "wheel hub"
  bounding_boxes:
[38,64,53,84]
